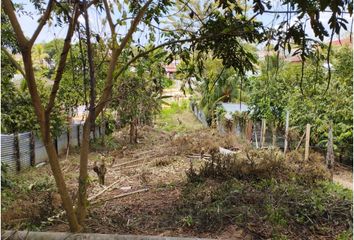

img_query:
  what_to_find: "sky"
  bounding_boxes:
[11,0,353,45]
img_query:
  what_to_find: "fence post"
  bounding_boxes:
[30,131,35,166]
[14,133,21,172]
[326,124,334,180]
[245,119,253,142]
[284,111,290,154]
[77,125,81,147]
[66,127,70,160]
[254,131,259,148]
[67,128,70,148]
[304,124,311,161]
[54,137,58,155]
[261,119,266,148]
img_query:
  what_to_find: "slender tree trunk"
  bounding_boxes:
[134,118,138,143]
[272,122,277,147]
[130,120,135,144]
[76,0,96,225]
[75,0,152,226]
[76,118,91,224]
[22,51,81,232]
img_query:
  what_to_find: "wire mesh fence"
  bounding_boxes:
[190,105,346,163]
[1,122,106,173]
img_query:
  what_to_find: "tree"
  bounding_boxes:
[112,50,167,143]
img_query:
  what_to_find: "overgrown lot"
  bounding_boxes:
[1,106,352,239]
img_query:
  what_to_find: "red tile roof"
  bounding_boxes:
[165,63,177,73]
[331,38,352,46]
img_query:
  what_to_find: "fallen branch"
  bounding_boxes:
[88,178,122,201]
[113,153,163,169]
[92,188,149,204]
[186,153,211,158]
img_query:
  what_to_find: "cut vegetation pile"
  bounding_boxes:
[180,149,352,239]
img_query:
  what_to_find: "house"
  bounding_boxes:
[164,60,178,78]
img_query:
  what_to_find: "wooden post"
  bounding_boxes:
[77,125,81,147]
[29,131,35,166]
[54,137,58,155]
[14,133,20,172]
[261,119,266,148]
[326,124,334,180]
[245,119,253,142]
[101,110,105,146]
[284,111,290,154]
[304,124,311,161]
[254,131,259,148]
[66,128,70,160]
[67,128,70,148]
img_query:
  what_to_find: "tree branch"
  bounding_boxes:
[1,46,26,78]
[2,0,28,48]
[95,0,153,118]
[29,0,55,46]
[94,37,196,117]
[103,0,115,35]
[46,4,80,114]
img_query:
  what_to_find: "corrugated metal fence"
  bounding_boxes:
[190,102,208,127]
[1,123,106,173]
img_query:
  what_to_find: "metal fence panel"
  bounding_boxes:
[1,122,107,173]
[71,125,79,147]
[19,132,31,169]
[34,136,48,164]
[57,131,68,155]
[1,134,16,172]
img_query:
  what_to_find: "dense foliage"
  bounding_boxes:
[248,46,353,164]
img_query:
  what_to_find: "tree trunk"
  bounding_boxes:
[22,51,81,232]
[134,120,138,143]
[272,123,277,147]
[130,121,135,144]
[75,0,96,226]
[76,118,91,225]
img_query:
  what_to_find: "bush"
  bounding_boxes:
[186,148,330,184]
[1,162,13,190]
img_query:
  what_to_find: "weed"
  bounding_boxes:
[181,215,194,227]
[336,230,353,240]
[1,162,13,190]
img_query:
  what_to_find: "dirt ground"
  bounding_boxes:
[333,164,353,190]
[1,109,352,239]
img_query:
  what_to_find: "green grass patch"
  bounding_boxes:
[155,100,202,132]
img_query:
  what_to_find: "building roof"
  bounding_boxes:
[331,38,352,46]
[286,55,302,63]
[164,60,179,73]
